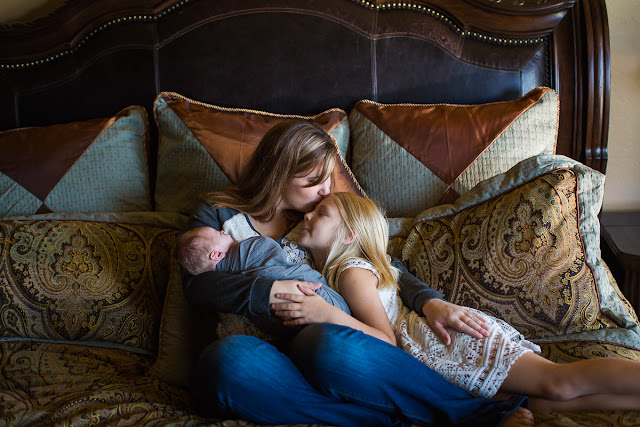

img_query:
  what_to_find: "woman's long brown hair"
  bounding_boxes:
[203,119,338,222]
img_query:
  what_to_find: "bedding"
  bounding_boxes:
[349,87,559,217]
[0,219,181,351]
[400,154,640,345]
[0,0,632,425]
[0,106,151,216]
[154,92,363,215]
[0,340,202,424]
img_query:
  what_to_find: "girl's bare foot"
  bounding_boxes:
[500,407,535,427]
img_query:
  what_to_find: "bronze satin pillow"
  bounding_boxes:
[154,92,363,215]
[401,155,639,341]
[349,87,558,217]
[0,219,180,352]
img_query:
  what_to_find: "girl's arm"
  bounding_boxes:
[338,267,397,346]
[272,267,397,346]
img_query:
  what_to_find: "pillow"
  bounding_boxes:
[154,92,363,215]
[0,106,151,217]
[401,154,640,342]
[349,87,559,217]
[0,219,181,353]
[149,249,197,387]
[387,217,415,260]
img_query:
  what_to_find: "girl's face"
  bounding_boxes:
[280,164,332,213]
[298,197,343,253]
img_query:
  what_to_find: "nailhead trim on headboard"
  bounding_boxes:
[0,0,193,70]
[1,0,544,71]
[353,0,545,45]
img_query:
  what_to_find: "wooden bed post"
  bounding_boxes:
[571,0,611,174]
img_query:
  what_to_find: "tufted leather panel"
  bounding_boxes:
[0,0,610,173]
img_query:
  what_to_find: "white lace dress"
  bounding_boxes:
[339,258,541,398]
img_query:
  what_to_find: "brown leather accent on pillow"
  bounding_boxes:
[438,187,461,205]
[163,94,355,190]
[354,87,550,185]
[35,204,53,214]
[0,117,113,201]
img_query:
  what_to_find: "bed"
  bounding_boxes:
[1,0,638,425]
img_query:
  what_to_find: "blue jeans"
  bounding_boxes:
[191,323,526,426]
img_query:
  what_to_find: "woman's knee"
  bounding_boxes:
[291,323,391,380]
[199,335,254,368]
[194,335,297,416]
[293,324,360,366]
[191,336,265,410]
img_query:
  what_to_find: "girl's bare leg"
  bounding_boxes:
[499,352,640,409]
[529,393,640,413]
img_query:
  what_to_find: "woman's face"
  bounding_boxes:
[298,197,343,253]
[280,164,332,213]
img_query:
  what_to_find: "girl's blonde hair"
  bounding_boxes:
[203,119,337,222]
[322,192,399,292]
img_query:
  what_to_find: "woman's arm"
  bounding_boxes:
[185,201,345,316]
[392,258,490,345]
[271,267,397,346]
[392,258,444,313]
[183,271,324,317]
[183,270,274,316]
[184,201,278,316]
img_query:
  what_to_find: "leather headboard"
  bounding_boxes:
[0,0,610,173]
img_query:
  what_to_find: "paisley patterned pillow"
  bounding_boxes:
[0,219,181,352]
[401,155,640,341]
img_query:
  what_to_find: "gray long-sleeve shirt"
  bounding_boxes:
[218,235,350,313]
[183,201,443,320]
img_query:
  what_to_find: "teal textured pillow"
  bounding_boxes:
[349,87,559,217]
[153,92,362,215]
[0,106,151,217]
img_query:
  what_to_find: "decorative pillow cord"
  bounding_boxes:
[154,91,346,119]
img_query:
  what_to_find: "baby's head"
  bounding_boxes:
[176,226,234,275]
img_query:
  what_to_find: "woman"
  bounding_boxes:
[274,192,640,413]
[183,120,532,426]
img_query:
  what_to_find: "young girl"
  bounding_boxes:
[273,192,640,413]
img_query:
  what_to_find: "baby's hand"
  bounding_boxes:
[269,280,321,304]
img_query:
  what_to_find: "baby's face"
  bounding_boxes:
[194,227,234,253]
[210,229,234,252]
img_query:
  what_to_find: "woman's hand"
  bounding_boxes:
[422,299,491,345]
[271,284,337,326]
[269,280,321,304]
